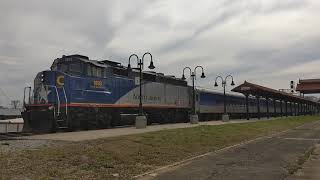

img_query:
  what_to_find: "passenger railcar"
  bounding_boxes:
[197,88,296,120]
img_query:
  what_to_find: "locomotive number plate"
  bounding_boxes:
[93,80,103,88]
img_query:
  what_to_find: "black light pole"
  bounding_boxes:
[128,53,155,116]
[214,75,235,119]
[182,66,206,116]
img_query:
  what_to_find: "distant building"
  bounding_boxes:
[304,96,320,102]
[296,79,320,94]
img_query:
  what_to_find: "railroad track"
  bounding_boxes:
[0,132,34,140]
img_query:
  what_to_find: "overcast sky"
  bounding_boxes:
[0,0,320,106]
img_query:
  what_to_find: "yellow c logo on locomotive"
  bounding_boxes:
[56,75,64,86]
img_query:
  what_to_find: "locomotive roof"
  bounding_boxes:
[197,87,245,98]
[197,87,268,100]
[56,54,187,85]
[56,54,124,68]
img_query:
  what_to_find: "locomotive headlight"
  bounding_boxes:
[40,73,45,82]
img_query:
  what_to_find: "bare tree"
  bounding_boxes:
[11,100,21,109]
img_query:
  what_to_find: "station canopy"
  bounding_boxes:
[296,79,320,94]
[232,81,318,104]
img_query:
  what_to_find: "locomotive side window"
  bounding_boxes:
[87,65,92,76]
[96,67,102,77]
[87,64,104,78]
[69,63,82,75]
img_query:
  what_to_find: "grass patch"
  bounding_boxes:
[287,147,315,174]
[1,115,320,179]
[287,146,315,175]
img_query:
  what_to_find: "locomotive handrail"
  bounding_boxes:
[62,87,68,118]
[23,86,31,107]
[44,85,61,115]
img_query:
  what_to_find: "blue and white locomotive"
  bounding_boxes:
[22,54,285,133]
[22,54,191,132]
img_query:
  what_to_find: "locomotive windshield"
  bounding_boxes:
[51,56,109,78]
[51,58,83,76]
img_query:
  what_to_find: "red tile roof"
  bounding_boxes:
[296,79,320,94]
[232,81,318,103]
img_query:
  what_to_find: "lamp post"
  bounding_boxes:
[182,66,206,124]
[128,52,155,128]
[214,75,235,121]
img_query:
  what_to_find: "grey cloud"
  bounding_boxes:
[156,9,241,54]
[156,0,308,54]
[0,0,319,106]
[236,38,320,73]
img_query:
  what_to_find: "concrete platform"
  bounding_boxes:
[287,144,320,180]
[23,117,274,142]
[137,120,320,180]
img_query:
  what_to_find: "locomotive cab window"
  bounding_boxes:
[51,60,58,71]
[56,61,82,76]
[60,64,68,73]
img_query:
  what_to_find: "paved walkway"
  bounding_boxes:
[23,118,274,141]
[137,120,320,180]
[287,144,320,180]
